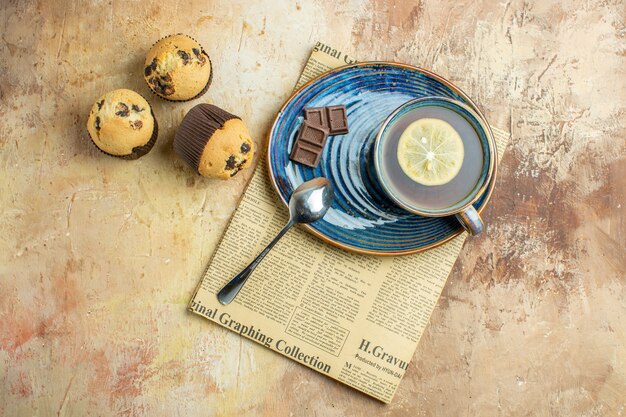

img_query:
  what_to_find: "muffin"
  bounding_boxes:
[86,89,158,159]
[174,104,254,179]
[144,34,212,101]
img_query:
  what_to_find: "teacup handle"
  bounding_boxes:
[455,206,485,236]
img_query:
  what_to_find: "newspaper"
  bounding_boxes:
[189,41,510,403]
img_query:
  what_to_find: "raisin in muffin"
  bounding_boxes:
[86,89,157,159]
[144,34,212,101]
[174,104,254,179]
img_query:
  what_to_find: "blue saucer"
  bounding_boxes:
[267,62,496,255]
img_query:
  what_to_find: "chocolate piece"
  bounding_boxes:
[289,121,329,168]
[131,104,144,112]
[174,104,240,173]
[326,105,349,135]
[177,50,191,65]
[230,159,247,177]
[241,142,251,153]
[225,155,237,170]
[150,77,175,96]
[298,122,328,146]
[115,102,130,117]
[303,107,329,130]
[290,143,323,168]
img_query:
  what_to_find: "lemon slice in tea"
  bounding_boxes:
[396,118,465,186]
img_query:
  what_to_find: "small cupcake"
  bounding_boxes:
[144,34,212,101]
[86,89,158,159]
[174,104,254,179]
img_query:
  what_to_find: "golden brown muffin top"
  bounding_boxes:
[87,89,155,156]
[144,34,211,101]
[198,119,254,179]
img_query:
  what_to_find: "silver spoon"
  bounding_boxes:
[217,177,334,305]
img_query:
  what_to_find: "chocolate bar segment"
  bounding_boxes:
[303,107,329,130]
[326,105,349,135]
[290,143,322,168]
[299,122,328,146]
[289,121,329,168]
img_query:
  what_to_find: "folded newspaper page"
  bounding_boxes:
[190,41,510,403]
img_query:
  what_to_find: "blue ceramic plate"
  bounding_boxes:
[267,62,496,255]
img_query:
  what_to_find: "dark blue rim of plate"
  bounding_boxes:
[266,61,497,256]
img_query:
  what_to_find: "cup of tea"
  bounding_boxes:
[372,97,496,235]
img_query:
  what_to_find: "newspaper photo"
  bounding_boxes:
[189,41,510,403]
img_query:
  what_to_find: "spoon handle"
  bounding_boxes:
[217,220,295,305]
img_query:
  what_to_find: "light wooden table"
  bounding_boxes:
[1,1,624,415]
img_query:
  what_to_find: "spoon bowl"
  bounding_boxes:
[289,177,333,224]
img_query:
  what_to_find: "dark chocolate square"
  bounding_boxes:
[298,121,329,147]
[290,143,322,168]
[288,121,329,168]
[303,107,329,129]
[326,105,349,135]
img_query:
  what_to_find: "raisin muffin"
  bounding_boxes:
[174,104,254,179]
[144,34,212,101]
[86,89,158,159]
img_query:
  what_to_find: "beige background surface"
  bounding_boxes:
[1,0,624,416]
